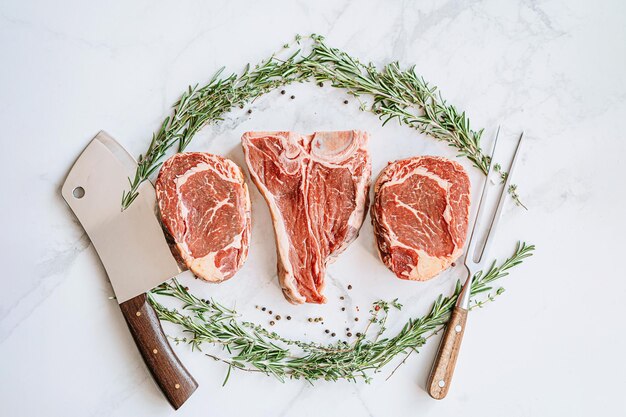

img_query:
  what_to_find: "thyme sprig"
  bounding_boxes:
[123,34,521,209]
[149,242,534,383]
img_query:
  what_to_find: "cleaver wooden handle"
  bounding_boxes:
[120,293,198,410]
[426,306,468,400]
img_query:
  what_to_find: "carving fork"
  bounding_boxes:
[426,128,525,399]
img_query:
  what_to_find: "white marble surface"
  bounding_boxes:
[1,0,625,416]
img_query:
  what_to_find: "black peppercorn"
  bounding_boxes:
[354,317,359,321]
[318,82,323,87]
[290,95,295,99]
[247,109,252,114]
[325,329,330,334]
[331,332,336,337]
[286,316,291,320]
[276,315,281,320]
[343,100,349,104]
[347,284,352,290]
[281,90,286,95]
[261,307,266,311]
[347,332,352,337]
[341,307,345,311]
[268,310,273,315]
[270,321,275,326]
[340,296,344,300]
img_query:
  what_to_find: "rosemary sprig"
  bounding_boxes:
[121,46,311,208]
[123,34,520,209]
[149,242,534,382]
[303,35,489,173]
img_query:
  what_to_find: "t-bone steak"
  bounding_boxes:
[242,131,371,304]
[156,152,251,282]
[372,156,470,281]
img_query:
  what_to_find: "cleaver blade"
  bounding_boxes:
[61,131,197,410]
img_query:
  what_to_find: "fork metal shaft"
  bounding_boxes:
[426,129,524,400]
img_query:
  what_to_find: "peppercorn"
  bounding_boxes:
[281,90,286,95]
[347,284,352,290]
[325,329,330,334]
[356,332,362,337]
[308,318,313,322]
[343,100,349,104]
[331,332,336,337]
[354,317,359,322]
[286,316,291,320]
[247,109,252,114]
[451,262,456,267]
[290,95,295,99]
[261,307,266,311]
[347,332,352,337]
[318,82,323,87]
[374,305,380,311]
[276,315,281,320]
[340,296,345,300]
[341,307,345,311]
[268,310,273,315]
[269,321,275,326]
[346,328,350,331]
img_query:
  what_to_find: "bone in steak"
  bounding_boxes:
[372,156,470,281]
[242,131,371,304]
[156,152,251,282]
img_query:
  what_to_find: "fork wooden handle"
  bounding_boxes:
[426,306,468,400]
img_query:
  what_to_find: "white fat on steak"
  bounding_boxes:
[156,153,251,282]
[242,131,371,304]
[372,156,470,281]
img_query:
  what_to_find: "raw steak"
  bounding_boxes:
[156,152,251,282]
[372,156,470,281]
[242,131,371,304]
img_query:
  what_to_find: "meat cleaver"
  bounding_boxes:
[61,131,197,410]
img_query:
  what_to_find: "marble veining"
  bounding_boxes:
[1,0,625,416]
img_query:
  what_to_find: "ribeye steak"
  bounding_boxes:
[242,131,371,304]
[156,152,251,282]
[372,156,470,281]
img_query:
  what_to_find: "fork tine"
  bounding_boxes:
[474,131,525,263]
[464,126,501,262]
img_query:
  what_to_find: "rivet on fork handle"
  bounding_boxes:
[426,306,469,400]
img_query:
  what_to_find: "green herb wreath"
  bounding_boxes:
[127,34,534,383]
